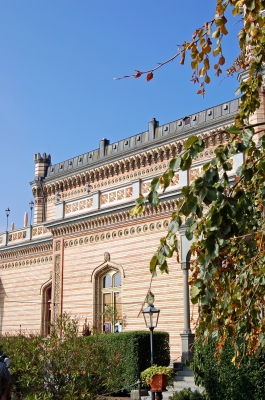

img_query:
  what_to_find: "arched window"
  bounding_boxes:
[41,283,52,336]
[101,271,122,333]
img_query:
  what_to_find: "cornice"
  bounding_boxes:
[31,122,234,200]
[0,236,53,259]
[0,238,53,261]
[39,109,236,186]
[45,194,180,237]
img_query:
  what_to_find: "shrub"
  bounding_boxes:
[86,330,170,390]
[169,388,205,400]
[0,319,170,399]
[0,314,123,400]
[192,337,265,400]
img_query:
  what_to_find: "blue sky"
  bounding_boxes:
[0,0,241,231]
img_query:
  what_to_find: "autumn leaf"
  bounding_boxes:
[146,72,153,82]
[219,56,225,65]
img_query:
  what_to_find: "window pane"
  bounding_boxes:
[114,292,122,322]
[114,273,121,287]
[103,274,112,288]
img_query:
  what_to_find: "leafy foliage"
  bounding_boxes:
[169,388,205,400]
[0,323,170,399]
[192,337,265,400]
[0,314,123,400]
[89,330,170,389]
[132,120,265,358]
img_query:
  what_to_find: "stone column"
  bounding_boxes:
[180,261,195,361]
[179,229,195,362]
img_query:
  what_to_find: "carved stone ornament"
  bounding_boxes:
[104,252,110,262]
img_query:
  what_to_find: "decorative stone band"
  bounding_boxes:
[63,219,170,248]
[100,186,133,207]
[8,230,27,242]
[1,255,53,270]
[189,157,234,184]
[50,198,177,237]
[32,226,50,237]
[65,198,93,215]
[141,173,180,195]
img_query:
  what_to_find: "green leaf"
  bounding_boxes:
[184,135,198,150]
[148,191,160,206]
[181,153,192,171]
[193,279,204,288]
[169,157,181,171]
[206,187,217,201]
[162,244,171,257]
[159,261,169,274]
[222,162,233,171]
[150,255,158,273]
[163,170,174,191]
[226,126,241,135]
[185,229,193,240]
[135,195,145,205]
[190,285,201,299]
[168,220,179,234]
[151,177,160,191]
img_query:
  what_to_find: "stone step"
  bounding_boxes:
[176,369,194,377]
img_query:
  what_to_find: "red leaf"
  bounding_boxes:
[135,71,141,78]
[147,72,153,82]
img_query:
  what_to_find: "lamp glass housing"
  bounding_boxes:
[142,305,160,329]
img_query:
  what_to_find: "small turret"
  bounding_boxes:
[34,153,51,180]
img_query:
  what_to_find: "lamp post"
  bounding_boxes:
[142,302,160,400]
[29,201,34,226]
[5,208,10,232]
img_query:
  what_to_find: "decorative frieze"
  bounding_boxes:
[8,230,26,242]
[141,172,180,194]
[32,226,49,237]
[100,186,133,207]
[65,198,93,215]
[1,255,53,269]
[63,219,170,248]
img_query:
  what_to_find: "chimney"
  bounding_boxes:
[148,118,159,141]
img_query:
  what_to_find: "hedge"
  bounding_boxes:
[192,337,265,400]
[86,330,170,390]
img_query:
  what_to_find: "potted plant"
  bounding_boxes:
[141,365,176,392]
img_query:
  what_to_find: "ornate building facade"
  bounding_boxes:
[0,98,243,360]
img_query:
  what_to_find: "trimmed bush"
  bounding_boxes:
[0,322,170,399]
[192,337,265,400]
[169,388,205,400]
[86,330,170,389]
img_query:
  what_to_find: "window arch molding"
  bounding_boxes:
[91,253,124,331]
[40,276,52,336]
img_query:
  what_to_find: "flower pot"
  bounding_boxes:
[150,374,168,392]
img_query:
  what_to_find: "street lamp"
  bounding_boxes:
[29,201,34,226]
[142,302,160,400]
[5,208,10,232]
